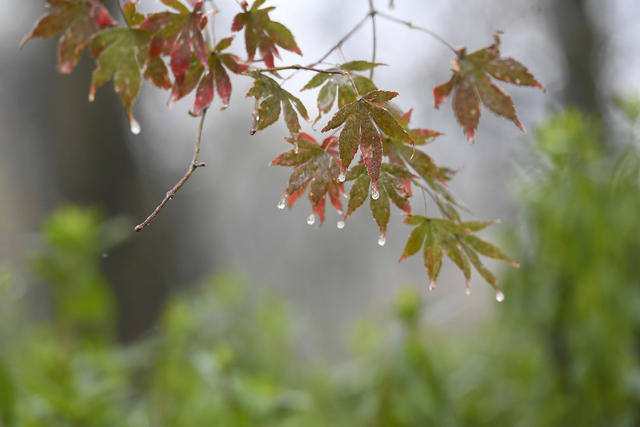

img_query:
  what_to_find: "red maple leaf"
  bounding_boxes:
[271,133,344,225]
[231,0,301,68]
[141,0,209,84]
[433,32,544,142]
[22,0,117,74]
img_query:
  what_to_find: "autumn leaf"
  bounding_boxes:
[21,0,117,74]
[141,0,209,85]
[246,72,309,135]
[231,0,302,68]
[88,27,151,132]
[342,163,413,239]
[434,32,544,142]
[301,61,380,123]
[167,37,248,115]
[322,90,411,191]
[271,133,343,225]
[399,215,517,294]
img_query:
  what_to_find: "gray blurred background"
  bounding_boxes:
[1,0,636,356]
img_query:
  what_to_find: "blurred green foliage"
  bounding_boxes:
[1,109,640,426]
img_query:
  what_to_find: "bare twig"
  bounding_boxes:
[256,65,348,76]
[134,110,209,232]
[368,0,377,80]
[376,11,459,55]
[308,12,372,67]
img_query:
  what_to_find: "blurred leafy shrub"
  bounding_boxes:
[2,109,640,426]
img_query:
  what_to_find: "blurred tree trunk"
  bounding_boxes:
[552,0,601,115]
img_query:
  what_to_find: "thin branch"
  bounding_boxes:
[256,65,348,76]
[376,11,459,55]
[134,110,209,232]
[368,0,377,80]
[308,12,372,67]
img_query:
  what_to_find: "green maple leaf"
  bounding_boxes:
[322,90,411,191]
[88,27,151,132]
[342,163,413,239]
[434,32,544,142]
[399,215,518,294]
[384,109,461,220]
[301,61,380,123]
[21,0,117,74]
[231,0,302,68]
[246,72,309,135]
[271,133,344,225]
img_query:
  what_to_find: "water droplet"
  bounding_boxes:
[337,220,345,229]
[496,291,505,302]
[130,119,141,135]
[428,280,436,291]
[277,196,287,210]
[337,209,343,215]
[306,213,316,225]
[338,172,346,182]
[377,234,386,246]
[371,187,380,200]
[294,142,299,154]
[465,279,471,295]
[101,253,109,259]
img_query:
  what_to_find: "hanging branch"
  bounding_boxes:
[376,11,459,55]
[134,110,209,232]
[368,0,378,80]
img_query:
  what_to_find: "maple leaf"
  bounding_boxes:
[167,37,249,115]
[342,163,413,239]
[21,0,117,74]
[322,90,411,191]
[301,61,380,123]
[433,32,544,142]
[246,72,309,135]
[384,109,461,219]
[141,0,209,85]
[231,0,302,68]
[399,215,518,294]
[271,133,343,225]
[88,27,151,131]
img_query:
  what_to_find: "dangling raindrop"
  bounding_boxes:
[338,172,346,182]
[371,187,380,200]
[337,209,343,215]
[306,213,316,225]
[377,234,386,246]
[337,220,345,229]
[130,119,141,135]
[495,291,505,302]
[428,280,436,291]
[277,196,287,210]
[294,142,299,154]
[465,279,471,295]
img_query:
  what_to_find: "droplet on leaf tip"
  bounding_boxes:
[306,213,316,225]
[371,187,380,200]
[465,279,471,295]
[337,220,345,229]
[496,291,505,302]
[338,172,346,182]
[130,119,141,135]
[377,234,386,246]
[277,196,287,210]
[428,280,436,291]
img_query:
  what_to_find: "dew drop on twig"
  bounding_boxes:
[428,280,436,291]
[337,220,345,229]
[496,291,505,302]
[377,234,386,246]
